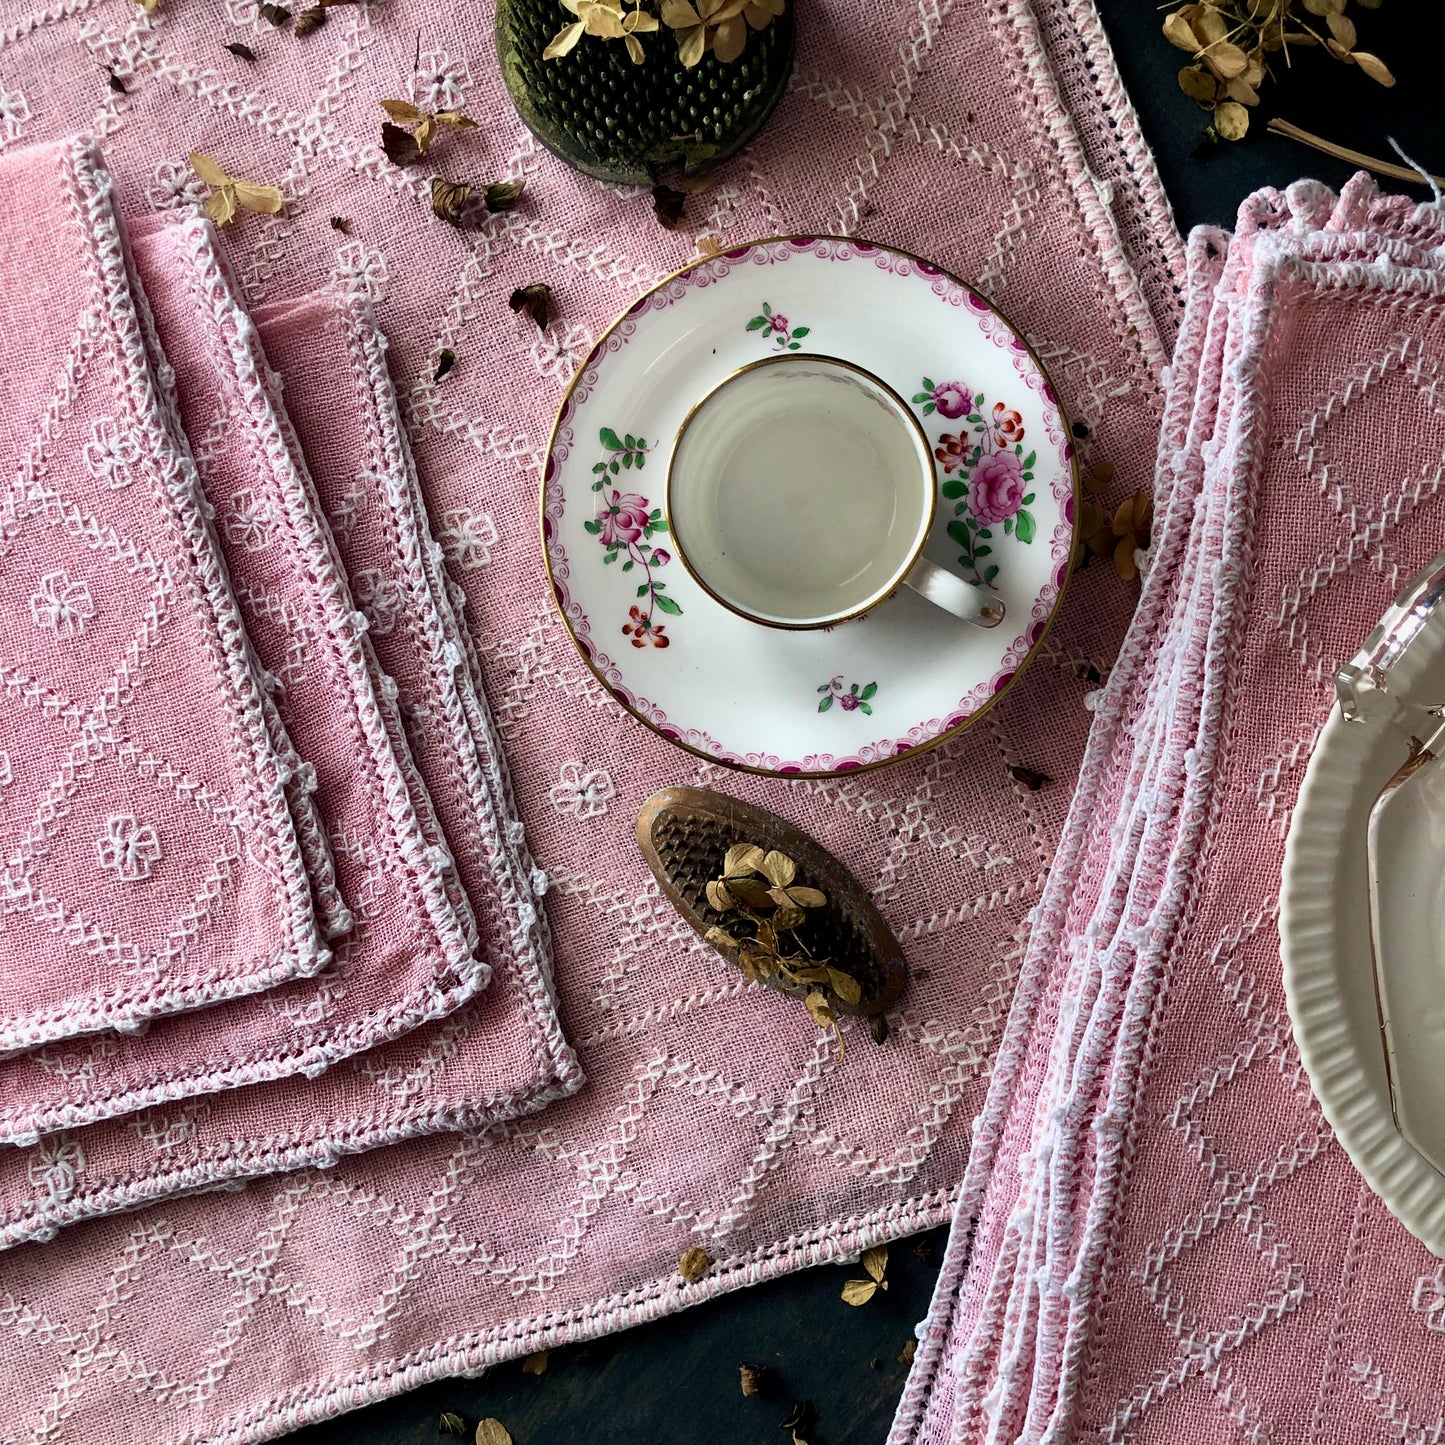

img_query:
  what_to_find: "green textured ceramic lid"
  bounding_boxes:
[496,0,794,185]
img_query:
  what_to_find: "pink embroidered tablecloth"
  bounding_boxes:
[0,137,327,1058]
[891,177,1445,1445]
[0,0,1192,1439]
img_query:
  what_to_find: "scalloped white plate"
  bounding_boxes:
[541,237,1078,778]
[1283,602,1445,1258]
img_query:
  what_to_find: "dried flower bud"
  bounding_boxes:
[1213,99,1249,140]
[381,122,424,166]
[652,183,686,229]
[1009,765,1051,791]
[677,1247,711,1282]
[430,177,472,223]
[509,283,552,329]
[484,179,525,212]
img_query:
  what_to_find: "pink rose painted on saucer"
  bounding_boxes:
[968,449,1026,526]
[912,377,973,420]
[914,376,1039,589]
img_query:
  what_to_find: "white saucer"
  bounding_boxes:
[1283,596,1445,1257]
[541,237,1078,777]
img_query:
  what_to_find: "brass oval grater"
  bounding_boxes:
[636,786,908,1031]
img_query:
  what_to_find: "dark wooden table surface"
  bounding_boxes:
[296,5,1432,1442]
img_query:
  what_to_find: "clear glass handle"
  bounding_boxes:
[1337,548,1445,724]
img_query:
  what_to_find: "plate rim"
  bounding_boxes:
[538,233,1082,780]
[1282,694,1445,1258]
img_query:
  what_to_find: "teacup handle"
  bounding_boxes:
[903,557,1005,628]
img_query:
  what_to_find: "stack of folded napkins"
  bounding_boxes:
[0,136,581,1242]
[891,173,1445,1444]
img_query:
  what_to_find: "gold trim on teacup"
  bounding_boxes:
[538,234,1083,780]
[665,353,938,632]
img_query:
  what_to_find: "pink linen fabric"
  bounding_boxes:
[254,290,568,1072]
[0,209,492,1145]
[0,2,1190,1442]
[0,272,581,1248]
[0,136,327,1055]
[0,254,582,1247]
[891,181,1445,1445]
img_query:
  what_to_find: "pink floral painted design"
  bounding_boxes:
[597,490,650,547]
[912,377,1038,589]
[969,449,1026,526]
[817,676,877,715]
[746,300,810,351]
[912,378,972,420]
[583,427,679,645]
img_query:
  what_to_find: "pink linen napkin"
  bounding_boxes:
[0,208,490,1145]
[0,135,329,1055]
[893,184,1445,1445]
[898,191,1307,1445]
[254,290,565,1035]
[0,0,1189,1437]
[0,279,582,1248]
[891,221,1238,1445]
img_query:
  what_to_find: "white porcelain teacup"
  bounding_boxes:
[666,354,1005,631]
